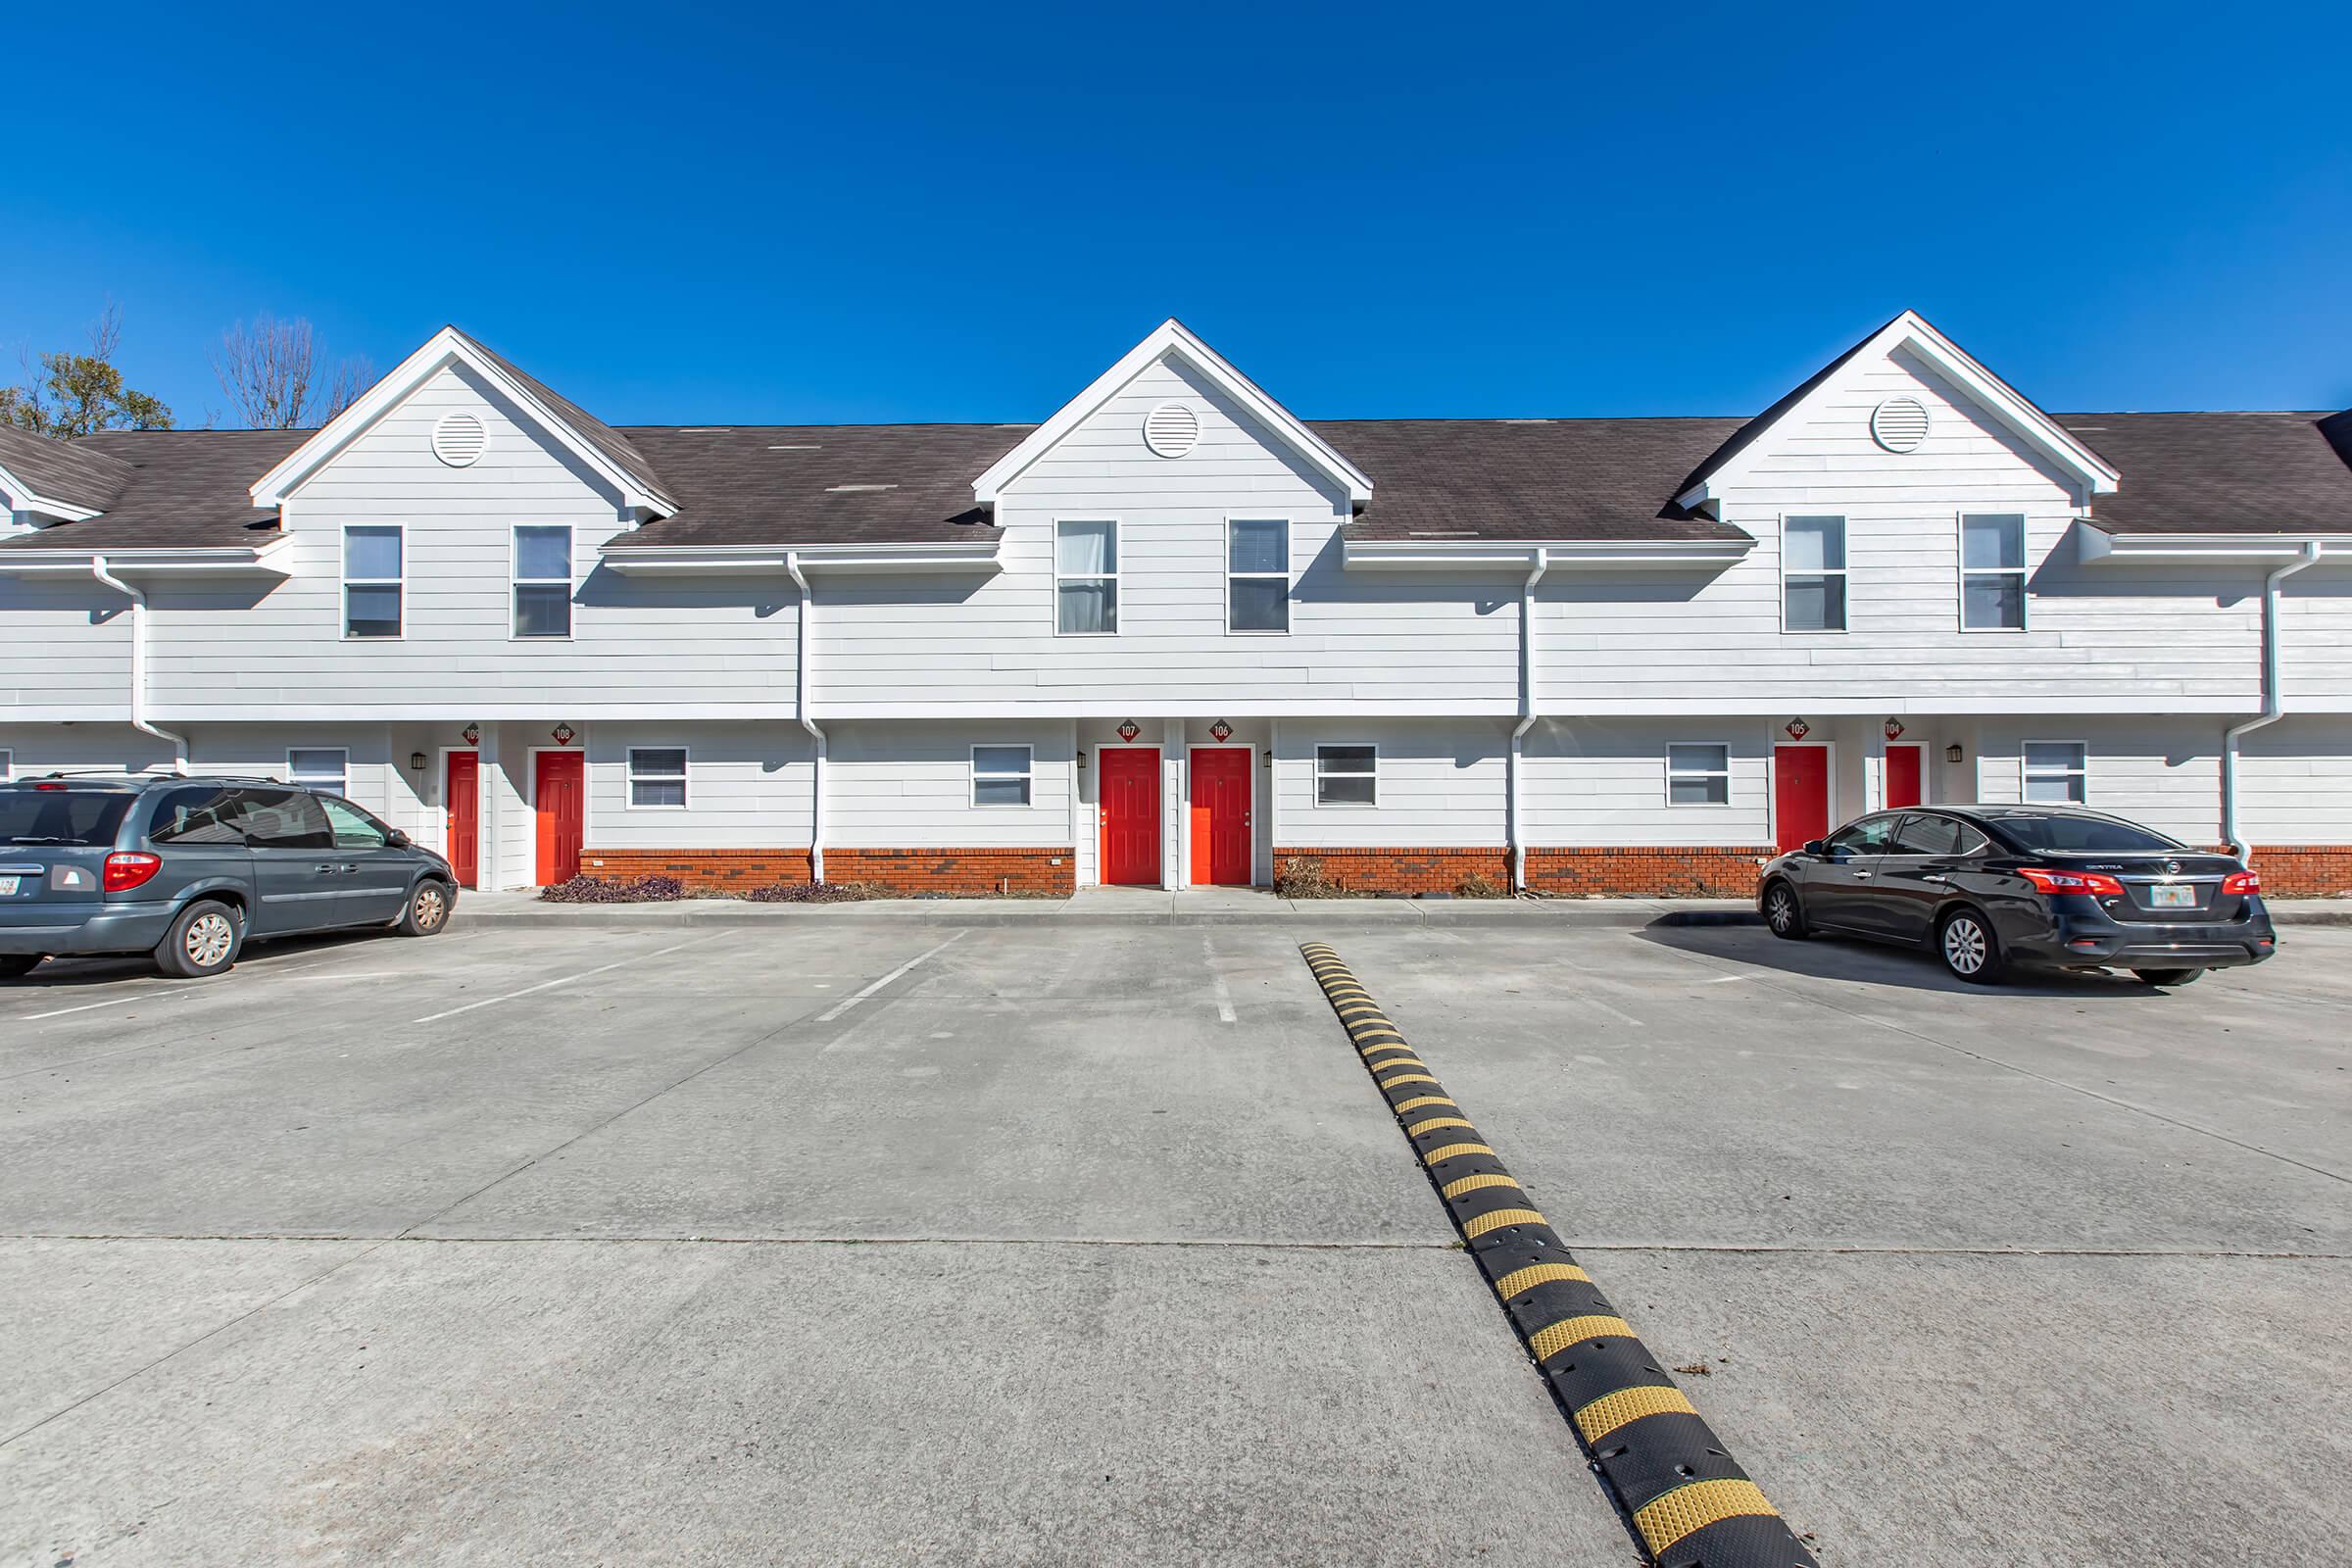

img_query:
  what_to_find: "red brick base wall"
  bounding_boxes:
[585,846,1074,896]
[2244,846,2352,898]
[1273,847,1512,895]
[1525,845,1777,898]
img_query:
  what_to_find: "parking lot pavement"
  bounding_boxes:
[1322,922,2352,1564]
[4,917,2347,1564]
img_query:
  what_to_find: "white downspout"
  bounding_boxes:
[785,550,827,882]
[1507,547,1550,890]
[2221,541,2323,858]
[90,556,188,774]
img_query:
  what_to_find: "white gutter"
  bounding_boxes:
[1507,548,1550,890]
[2221,541,2326,857]
[89,556,189,774]
[784,550,827,882]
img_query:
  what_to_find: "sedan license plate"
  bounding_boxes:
[0,876,18,896]
[2151,883,2196,907]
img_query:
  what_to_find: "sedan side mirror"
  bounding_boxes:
[1801,840,1827,858]
[386,828,413,849]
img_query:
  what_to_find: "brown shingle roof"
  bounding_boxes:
[0,424,138,514]
[2066,412,2352,534]
[613,424,1020,548]
[0,428,306,551]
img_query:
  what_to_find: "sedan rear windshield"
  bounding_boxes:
[0,789,138,847]
[1991,813,2183,854]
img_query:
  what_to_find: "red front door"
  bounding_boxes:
[445,750,479,889]
[535,751,584,885]
[1774,745,1830,853]
[1099,748,1160,886]
[1885,744,1925,810]
[1189,748,1252,886]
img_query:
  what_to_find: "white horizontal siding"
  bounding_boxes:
[1273,718,1509,847]
[583,722,813,850]
[0,576,133,718]
[1970,716,2224,845]
[826,720,1075,848]
[2236,716,2352,845]
[1522,717,1775,846]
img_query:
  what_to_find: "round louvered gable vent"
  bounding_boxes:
[431,411,488,467]
[1143,402,1200,459]
[1870,396,1930,453]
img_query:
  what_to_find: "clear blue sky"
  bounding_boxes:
[6,1,2347,428]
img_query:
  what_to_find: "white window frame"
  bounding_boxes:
[287,747,350,800]
[1313,743,1379,808]
[1224,515,1292,636]
[625,746,690,810]
[971,743,1035,808]
[1958,513,2030,633]
[1053,518,1120,637]
[340,523,404,640]
[512,524,576,641]
[1665,741,1733,808]
[2022,740,2088,805]
[1779,514,1848,634]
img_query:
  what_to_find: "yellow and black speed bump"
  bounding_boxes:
[1299,943,1819,1568]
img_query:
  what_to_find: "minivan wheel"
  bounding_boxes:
[1763,880,1809,940]
[2133,968,2205,988]
[395,879,453,938]
[1938,908,2004,985]
[0,955,40,980]
[156,899,243,978]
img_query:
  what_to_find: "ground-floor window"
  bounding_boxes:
[288,748,349,799]
[627,747,689,808]
[2023,741,2087,803]
[1667,742,1731,805]
[972,745,1033,807]
[0,749,10,780]
[1314,745,1377,806]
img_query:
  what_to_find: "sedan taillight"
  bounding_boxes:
[2222,870,2261,896]
[102,852,163,892]
[2019,866,2125,897]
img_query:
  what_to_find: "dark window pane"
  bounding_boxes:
[1827,815,1899,854]
[1669,776,1728,806]
[344,526,401,579]
[1317,773,1375,806]
[630,749,687,777]
[1229,577,1289,632]
[1318,746,1375,771]
[973,776,1031,807]
[0,789,136,846]
[1057,580,1116,634]
[1891,814,1964,856]
[1785,575,1845,631]
[149,787,244,845]
[514,526,572,581]
[1667,744,1728,776]
[972,746,1029,777]
[233,789,334,850]
[1228,520,1288,574]
[346,584,402,637]
[514,583,572,637]
[1964,574,2024,629]
[630,779,687,808]
[1990,813,2179,853]
[319,796,390,848]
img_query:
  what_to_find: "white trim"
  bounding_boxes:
[250,326,676,514]
[624,744,690,810]
[1768,739,1838,848]
[2076,525,2352,563]
[1344,537,1751,570]
[2022,739,2089,805]
[1312,742,1379,808]
[0,539,293,575]
[1957,512,2029,632]
[1677,310,2122,510]
[601,540,1003,575]
[286,746,351,800]
[340,522,405,640]
[0,460,105,522]
[1052,518,1120,637]
[1224,515,1292,635]
[1664,741,1733,807]
[1779,514,1848,634]
[511,522,576,641]
[973,319,1373,507]
[1185,742,1257,885]
[970,742,1035,808]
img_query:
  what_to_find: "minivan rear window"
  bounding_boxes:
[0,788,137,847]
[1992,813,2182,854]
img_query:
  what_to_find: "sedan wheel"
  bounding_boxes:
[1938,909,2003,985]
[1764,882,1808,940]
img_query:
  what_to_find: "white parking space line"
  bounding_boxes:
[410,936,728,1024]
[812,932,966,1024]
[18,986,205,1022]
[1210,972,1238,1024]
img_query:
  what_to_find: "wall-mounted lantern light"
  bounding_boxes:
[409,752,428,772]
[1945,744,1965,764]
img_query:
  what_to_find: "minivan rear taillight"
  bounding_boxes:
[2222,870,2261,896]
[102,852,163,892]
[2019,866,2125,897]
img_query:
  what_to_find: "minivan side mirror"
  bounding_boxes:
[1801,839,1827,858]
[386,828,413,849]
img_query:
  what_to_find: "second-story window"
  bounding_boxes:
[1961,514,2027,630]
[1228,519,1291,633]
[1783,515,1846,632]
[343,525,403,638]
[1055,520,1117,634]
[514,525,574,638]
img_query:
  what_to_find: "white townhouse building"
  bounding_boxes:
[3,313,2350,897]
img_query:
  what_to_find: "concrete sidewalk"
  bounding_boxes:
[455,886,2352,929]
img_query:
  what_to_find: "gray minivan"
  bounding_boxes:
[0,773,457,980]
